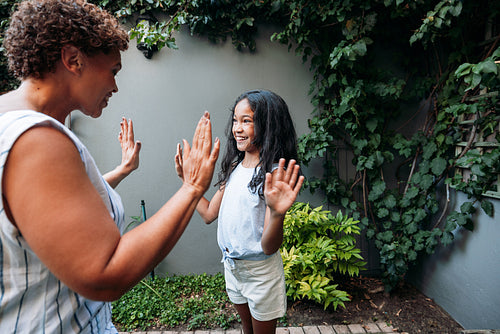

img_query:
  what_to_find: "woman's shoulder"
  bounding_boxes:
[0,110,66,134]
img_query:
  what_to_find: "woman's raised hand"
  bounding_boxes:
[118,118,141,173]
[103,118,142,188]
[177,111,220,196]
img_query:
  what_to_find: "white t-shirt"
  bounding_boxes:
[217,162,274,261]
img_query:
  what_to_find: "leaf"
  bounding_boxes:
[474,60,498,75]
[454,63,472,78]
[366,118,377,133]
[460,201,474,215]
[422,142,437,160]
[368,180,386,201]
[383,194,397,209]
[481,200,494,217]
[431,157,447,175]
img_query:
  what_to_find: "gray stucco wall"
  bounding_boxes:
[408,191,500,329]
[71,26,320,276]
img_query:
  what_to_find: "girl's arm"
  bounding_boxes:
[195,190,224,224]
[175,142,223,224]
[261,159,304,255]
[4,112,219,302]
[103,118,141,188]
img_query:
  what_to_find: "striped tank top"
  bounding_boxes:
[0,110,125,333]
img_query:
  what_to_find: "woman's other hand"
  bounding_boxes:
[103,118,141,188]
[118,117,141,174]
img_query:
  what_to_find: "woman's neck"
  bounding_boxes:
[0,79,72,123]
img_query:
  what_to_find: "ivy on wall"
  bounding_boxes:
[1,0,499,290]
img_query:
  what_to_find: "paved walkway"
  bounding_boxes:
[118,322,402,334]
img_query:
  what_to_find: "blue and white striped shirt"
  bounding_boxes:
[0,110,125,333]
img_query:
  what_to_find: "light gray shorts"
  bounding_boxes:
[223,252,287,321]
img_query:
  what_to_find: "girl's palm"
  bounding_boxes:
[264,159,304,216]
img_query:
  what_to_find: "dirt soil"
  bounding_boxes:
[281,276,464,334]
[128,275,464,333]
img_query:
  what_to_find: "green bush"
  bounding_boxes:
[111,273,238,331]
[281,202,366,310]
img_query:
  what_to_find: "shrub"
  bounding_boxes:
[281,202,366,310]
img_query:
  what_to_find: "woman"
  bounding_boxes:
[0,0,219,333]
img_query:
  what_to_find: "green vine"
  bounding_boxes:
[1,0,498,291]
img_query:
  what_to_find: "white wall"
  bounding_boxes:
[71,25,318,276]
[408,191,500,329]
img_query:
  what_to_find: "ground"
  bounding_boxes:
[281,276,464,334]
[125,275,464,333]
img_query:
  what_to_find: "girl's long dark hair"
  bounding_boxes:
[216,90,299,197]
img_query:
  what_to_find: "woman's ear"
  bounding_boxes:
[60,45,83,75]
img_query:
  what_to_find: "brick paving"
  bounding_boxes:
[118,322,401,334]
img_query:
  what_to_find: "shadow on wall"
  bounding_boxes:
[408,191,500,330]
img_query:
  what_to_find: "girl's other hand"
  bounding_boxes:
[175,143,184,181]
[264,158,304,216]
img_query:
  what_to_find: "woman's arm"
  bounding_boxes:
[103,118,141,188]
[261,159,304,255]
[3,112,219,301]
[175,142,223,224]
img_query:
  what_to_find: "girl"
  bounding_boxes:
[175,90,304,334]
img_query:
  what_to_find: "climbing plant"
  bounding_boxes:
[1,0,498,290]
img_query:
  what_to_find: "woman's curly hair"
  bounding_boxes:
[3,0,129,80]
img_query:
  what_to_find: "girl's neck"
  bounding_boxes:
[241,152,260,168]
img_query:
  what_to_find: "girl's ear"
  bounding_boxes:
[60,45,84,76]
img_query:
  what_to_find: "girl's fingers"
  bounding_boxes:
[265,172,273,193]
[210,137,220,163]
[294,175,305,194]
[284,159,297,183]
[176,143,183,162]
[288,164,300,187]
[274,158,286,183]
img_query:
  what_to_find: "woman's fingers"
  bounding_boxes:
[178,112,219,195]
[191,111,210,151]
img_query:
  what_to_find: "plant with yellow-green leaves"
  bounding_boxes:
[281,202,366,310]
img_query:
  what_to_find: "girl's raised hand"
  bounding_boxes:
[175,143,184,181]
[178,111,220,196]
[264,158,304,216]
